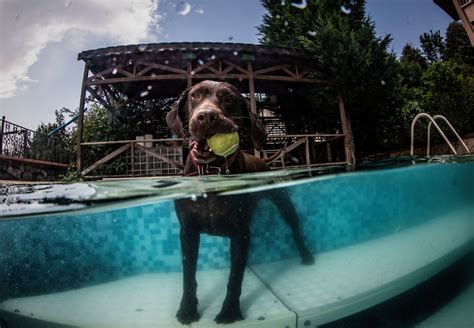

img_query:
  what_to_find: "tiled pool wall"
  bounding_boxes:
[1,163,472,299]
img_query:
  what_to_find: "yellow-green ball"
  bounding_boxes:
[207,132,240,157]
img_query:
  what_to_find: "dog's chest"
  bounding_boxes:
[175,194,253,236]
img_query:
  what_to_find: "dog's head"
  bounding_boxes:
[166,80,267,160]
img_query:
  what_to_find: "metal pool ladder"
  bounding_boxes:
[410,113,470,156]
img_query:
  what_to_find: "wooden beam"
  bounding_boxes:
[192,60,219,74]
[187,61,192,88]
[253,64,291,75]
[222,60,249,74]
[81,143,131,176]
[86,86,112,109]
[338,93,356,165]
[76,64,89,173]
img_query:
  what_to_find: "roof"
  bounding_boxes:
[77,42,324,99]
[77,42,311,62]
[433,0,460,20]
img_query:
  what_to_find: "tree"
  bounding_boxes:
[419,60,474,136]
[444,22,474,66]
[258,0,402,155]
[419,30,445,64]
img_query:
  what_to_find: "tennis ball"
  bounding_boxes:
[207,132,240,157]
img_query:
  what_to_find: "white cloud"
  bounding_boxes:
[0,0,160,98]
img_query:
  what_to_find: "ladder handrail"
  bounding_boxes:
[427,115,470,156]
[410,113,457,156]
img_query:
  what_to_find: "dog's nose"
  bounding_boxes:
[196,109,219,125]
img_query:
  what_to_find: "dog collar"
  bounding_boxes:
[188,149,239,176]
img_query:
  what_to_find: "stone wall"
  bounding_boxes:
[0,155,68,181]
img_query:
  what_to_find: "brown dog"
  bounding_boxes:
[166,80,314,324]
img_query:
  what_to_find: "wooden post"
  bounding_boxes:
[0,116,5,155]
[338,93,356,165]
[76,63,89,173]
[247,62,260,157]
[187,61,192,88]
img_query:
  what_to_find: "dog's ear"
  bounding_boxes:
[166,89,189,138]
[249,111,267,150]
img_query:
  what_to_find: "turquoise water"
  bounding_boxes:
[0,156,473,302]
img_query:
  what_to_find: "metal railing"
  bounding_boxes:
[410,113,470,156]
[0,116,71,163]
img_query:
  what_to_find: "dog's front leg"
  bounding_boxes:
[215,229,250,323]
[176,226,200,325]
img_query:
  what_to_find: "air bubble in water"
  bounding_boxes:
[341,5,352,14]
[112,68,118,75]
[140,91,149,97]
[290,0,307,9]
[176,2,191,16]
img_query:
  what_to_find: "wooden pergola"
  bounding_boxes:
[76,42,355,177]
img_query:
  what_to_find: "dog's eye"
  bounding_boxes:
[224,95,233,103]
[190,92,201,100]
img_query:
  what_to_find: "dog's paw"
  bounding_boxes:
[176,306,200,325]
[301,252,315,265]
[214,306,243,324]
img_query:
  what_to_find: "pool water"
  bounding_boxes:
[0,155,473,327]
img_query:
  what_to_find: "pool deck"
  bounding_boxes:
[1,208,472,328]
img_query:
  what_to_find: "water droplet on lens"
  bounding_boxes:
[164,60,170,65]
[147,85,152,90]
[381,80,386,86]
[191,194,197,201]
[140,91,149,97]
[307,30,316,36]
[233,51,238,56]
[176,2,192,16]
[341,5,352,14]
[284,21,289,27]
[291,0,307,9]
[138,44,147,52]
[211,55,216,60]
[112,68,118,75]
[190,71,195,75]
[198,59,204,65]
[276,14,280,19]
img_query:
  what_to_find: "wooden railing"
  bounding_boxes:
[80,138,184,178]
[262,133,348,168]
[79,133,348,178]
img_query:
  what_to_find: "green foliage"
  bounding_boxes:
[419,60,474,135]
[29,108,74,163]
[258,0,403,155]
[444,22,474,66]
[419,30,445,64]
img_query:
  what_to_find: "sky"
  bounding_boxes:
[0,0,454,131]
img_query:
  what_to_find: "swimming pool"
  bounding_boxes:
[0,156,473,327]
